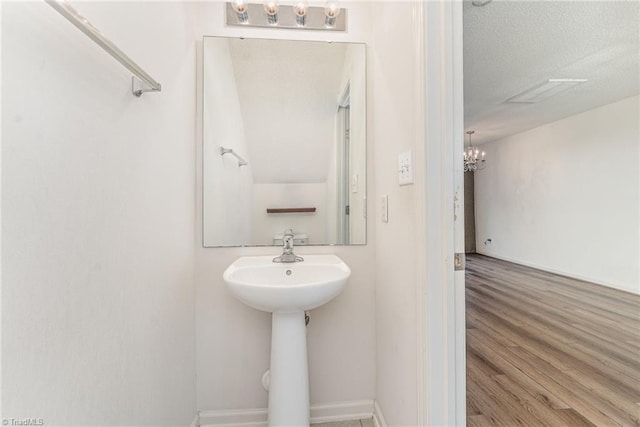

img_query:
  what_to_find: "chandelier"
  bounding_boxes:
[463,131,486,172]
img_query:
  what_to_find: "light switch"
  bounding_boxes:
[398,150,414,186]
[381,195,388,223]
[352,173,359,193]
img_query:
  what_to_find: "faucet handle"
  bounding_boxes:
[282,232,294,254]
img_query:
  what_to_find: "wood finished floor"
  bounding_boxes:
[465,254,640,427]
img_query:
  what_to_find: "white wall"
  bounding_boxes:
[370,2,422,425]
[194,1,376,414]
[2,1,197,425]
[475,95,640,294]
[203,38,253,247]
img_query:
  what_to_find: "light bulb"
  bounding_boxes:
[232,0,247,13]
[264,0,279,24]
[263,0,278,14]
[325,1,340,17]
[292,1,309,26]
[324,1,341,27]
[231,0,249,23]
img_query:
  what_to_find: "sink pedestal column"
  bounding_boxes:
[268,311,309,427]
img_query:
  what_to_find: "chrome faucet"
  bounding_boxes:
[273,229,304,263]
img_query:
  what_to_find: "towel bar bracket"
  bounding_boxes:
[220,146,248,167]
[132,77,162,97]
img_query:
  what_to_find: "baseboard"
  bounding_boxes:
[372,401,387,427]
[475,251,640,295]
[198,400,374,427]
[311,400,374,423]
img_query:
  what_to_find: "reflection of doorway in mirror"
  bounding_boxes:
[337,84,351,244]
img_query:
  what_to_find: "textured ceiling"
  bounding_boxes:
[464,0,640,145]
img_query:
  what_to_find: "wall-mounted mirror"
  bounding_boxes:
[203,36,366,247]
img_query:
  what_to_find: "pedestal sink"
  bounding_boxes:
[223,254,350,427]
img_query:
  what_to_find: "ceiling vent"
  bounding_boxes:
[506,79,588,103]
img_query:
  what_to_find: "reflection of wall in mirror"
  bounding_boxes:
[252,183,327,245]
[203,39,253,246]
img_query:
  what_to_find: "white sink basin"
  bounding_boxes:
[222,254,350,426]
[223,254,350,312]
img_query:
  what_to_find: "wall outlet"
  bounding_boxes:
[381,195,388,223]
[398,150,414,186]
[351,173,359,193]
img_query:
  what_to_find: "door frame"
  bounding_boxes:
[337,84,351,244]
[417,1,466,425]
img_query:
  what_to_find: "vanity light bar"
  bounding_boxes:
[226,2,346,31]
